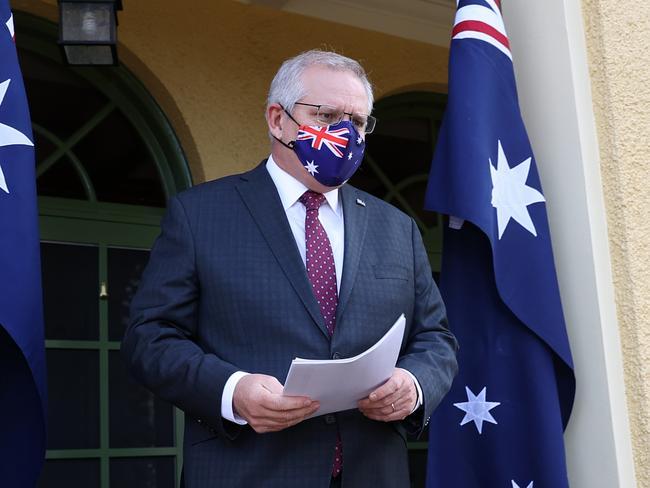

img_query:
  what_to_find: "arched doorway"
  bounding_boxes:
[14,11,191,488]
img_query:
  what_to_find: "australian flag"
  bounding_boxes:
[0,1,47,486]
[425,1,575,487]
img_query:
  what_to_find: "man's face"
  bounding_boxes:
[268,65,370,192]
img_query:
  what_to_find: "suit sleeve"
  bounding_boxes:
[121,196,241,440]
[396,218,459,436]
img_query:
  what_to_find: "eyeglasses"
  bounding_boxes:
[293,102,377,134]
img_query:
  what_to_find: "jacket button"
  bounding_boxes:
[324,414,337,425]
[332,352,341,359]
[197,418,203,424]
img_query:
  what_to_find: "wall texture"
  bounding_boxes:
[582,0,650,485]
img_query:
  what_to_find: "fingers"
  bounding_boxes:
[358,369,406,409]
[255,397,320,433]
[358,368,417,422]
[358,398,411,422]
[233,374,320,433]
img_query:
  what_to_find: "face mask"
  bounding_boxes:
[275,110,366,187]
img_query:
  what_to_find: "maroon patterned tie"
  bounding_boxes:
[299,190,342,477]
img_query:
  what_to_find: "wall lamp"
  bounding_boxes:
[58,0,123,66]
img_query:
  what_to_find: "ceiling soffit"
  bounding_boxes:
[235,0,456,47]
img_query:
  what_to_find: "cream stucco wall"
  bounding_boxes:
[581,1,650,486]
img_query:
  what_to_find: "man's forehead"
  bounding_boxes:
[299,65,369,109]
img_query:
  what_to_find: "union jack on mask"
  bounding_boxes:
[290,119,365,187]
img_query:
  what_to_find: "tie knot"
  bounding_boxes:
[299,190,326,211]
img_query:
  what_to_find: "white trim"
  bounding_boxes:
[503,0,636,486]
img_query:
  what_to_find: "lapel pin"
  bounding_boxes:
[356,198,366,207]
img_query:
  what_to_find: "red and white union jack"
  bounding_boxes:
[297,126,350,158]
[452,0,512,60]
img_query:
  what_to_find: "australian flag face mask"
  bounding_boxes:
[275,107,366,188]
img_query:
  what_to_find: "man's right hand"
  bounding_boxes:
[232,373,319,433]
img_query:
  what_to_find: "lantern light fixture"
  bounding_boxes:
[58,0,123,66]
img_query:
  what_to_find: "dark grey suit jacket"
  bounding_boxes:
[122,162,458,488]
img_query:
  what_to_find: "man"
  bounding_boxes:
[122,50,458,488]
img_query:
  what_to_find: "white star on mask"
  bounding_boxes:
[304,160,319,175]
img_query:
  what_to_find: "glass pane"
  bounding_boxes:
[18,48,108,142]
[36,153,89,200]
[109,351,174,448]
[74,109,166,207]
[108,248,150,341]
[64,45,115,66]
[110,457,175,488]
[38,459,99,488]
[41,242,99,341]
[18,47,166,206]
[61,4,114,42]
[46,349,99,449]
[33,128,94,201]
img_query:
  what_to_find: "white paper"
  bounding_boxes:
[282,314,406,418]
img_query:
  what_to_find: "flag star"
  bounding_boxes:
[0,79,35,194]
[6,13,14,39]
[347,151,353,160]
[0,165,7,193]
[489,139,545,240]
[356,135,363,145]
[512,481,533,488]
[304,160,319,175]
[453,386,500,434]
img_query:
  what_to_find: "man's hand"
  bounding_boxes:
[358,368,417,422]
[233,373,320,433]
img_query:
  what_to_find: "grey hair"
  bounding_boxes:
[266,50,374,115]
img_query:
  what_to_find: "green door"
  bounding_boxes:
[38,199,184,488]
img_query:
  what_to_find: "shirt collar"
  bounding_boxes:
[266,155,341,215]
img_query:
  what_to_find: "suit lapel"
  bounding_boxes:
[336,184,368,324]
[236,163,329,338]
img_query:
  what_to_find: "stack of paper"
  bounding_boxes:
[283,314,406,418]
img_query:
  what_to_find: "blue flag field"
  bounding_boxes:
[0,1,47,485]
[425,1,576,487]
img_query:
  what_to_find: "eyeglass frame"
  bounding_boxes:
[292,102,377,134]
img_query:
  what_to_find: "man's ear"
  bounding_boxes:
[266,103,284,139]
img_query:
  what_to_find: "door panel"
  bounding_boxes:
[107,248,150,342]
[39,208,183,488]
[41,242,99,341]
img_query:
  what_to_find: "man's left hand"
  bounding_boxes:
[357,368,417,422]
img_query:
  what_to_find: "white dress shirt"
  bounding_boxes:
[266,156,345,290]
[220,156,421,424]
